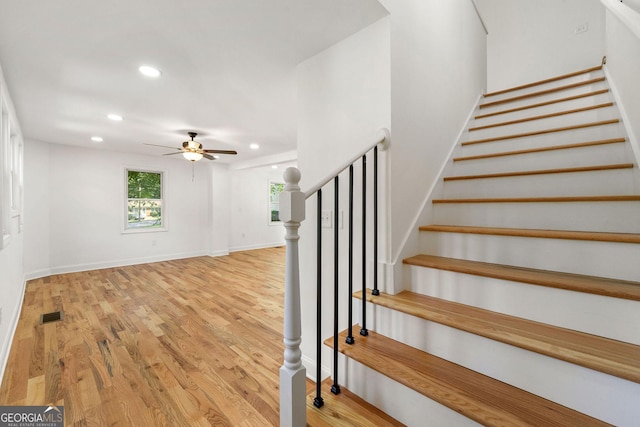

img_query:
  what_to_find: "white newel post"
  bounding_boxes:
[279,167,306,427]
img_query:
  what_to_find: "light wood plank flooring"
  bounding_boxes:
[1,248,291,426]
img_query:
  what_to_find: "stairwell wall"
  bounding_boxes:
[476,0,606,92]
[296,16,391,380]
[604,5,640,165]
[0,66,24,384]
[296,0,487,379]
[376,0,486,289]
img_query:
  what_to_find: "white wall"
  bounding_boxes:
[0,67,24,383]
[296,16,391,379]
[604,4,640,165]
[376,0,486,264]
[24,143,217,276]
[23,140,50,276]
[476,0,606,91]
[228,164,294,251]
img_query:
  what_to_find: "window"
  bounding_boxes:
[125,169,165,232]
[269,181,285,224]
[0,97,11,248]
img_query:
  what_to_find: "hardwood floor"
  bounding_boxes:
[1,248,288,426]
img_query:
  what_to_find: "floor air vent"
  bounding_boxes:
[40,311,63,324]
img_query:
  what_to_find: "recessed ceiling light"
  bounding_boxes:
[272,165,278,169]
[91,136,103,142]
[107,114,123,121]
[250,143,259,150]
[139,65,161,78]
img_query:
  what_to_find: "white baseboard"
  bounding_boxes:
[229,241,285,253]
[302,353,331,383]
[0,278,27,386]
[26,250,211,279]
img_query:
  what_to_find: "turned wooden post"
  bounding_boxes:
[279,167,306,427]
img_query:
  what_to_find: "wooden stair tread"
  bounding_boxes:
[461,119,620,146]
[453,138,626,162]
[356,289,640,383]
[307,378,405,426]
[476,89,610,119]
[419,224,640,244]
[484,64,603,98]
[480,77,606,109]
[326,330,610,427]
[432,195,640,204]
[403,254,640,301]
[469,102,613,131]
[443,163,633,181]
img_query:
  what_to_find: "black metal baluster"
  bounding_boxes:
[331,177,341,395]
[314,189,324,408]
[346,165,355,345]
[360,155,369,336]
[372,145,380,296]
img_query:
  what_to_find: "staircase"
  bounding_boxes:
[327,61,640,426]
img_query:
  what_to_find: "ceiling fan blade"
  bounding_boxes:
[203,149,238,155]
[144,143,182,151]
[162,152,184,156]
[202,153,215,160]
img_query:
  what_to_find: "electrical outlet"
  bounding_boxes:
[575,22,588,34]
[321,210,333,228]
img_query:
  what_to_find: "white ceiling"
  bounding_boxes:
[0,0,388,165]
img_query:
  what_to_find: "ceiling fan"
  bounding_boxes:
[145,132,238,162]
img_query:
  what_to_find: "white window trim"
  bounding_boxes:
[268,180,284,226]
[122,167,168,234]
[0,95,11,248]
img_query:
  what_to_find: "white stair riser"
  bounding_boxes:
[432,201,640,233]
[443,169,638,198]
[419,231,640,281]
[458,123,625,158]
[472,91,613,127]
[482,71,605,104]
[451,142,631,176]
[366,303,640,427]
[479,81,609,115]
[406,264,640,344]
[467,107,619,141]
[337,354,480,427]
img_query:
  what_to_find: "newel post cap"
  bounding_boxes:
[280,167,305,223]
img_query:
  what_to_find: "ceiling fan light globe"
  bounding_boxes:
[183,151,203,162]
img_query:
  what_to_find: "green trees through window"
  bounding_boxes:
[269,181,284,223]
[126,170,164,230]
